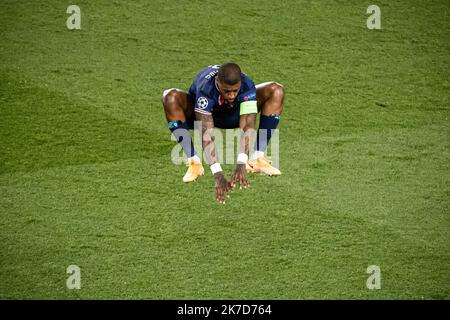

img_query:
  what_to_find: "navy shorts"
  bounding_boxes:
[186,95,241,129]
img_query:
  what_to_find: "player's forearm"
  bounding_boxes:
[202,134,225,180]
[196,112,219,165]
[203,138,219,165]
[239,113,256,155]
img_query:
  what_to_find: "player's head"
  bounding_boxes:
[216,62,242,103]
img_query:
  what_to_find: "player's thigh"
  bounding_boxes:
[162,88,195,118]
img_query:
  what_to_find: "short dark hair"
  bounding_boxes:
[217,62,242,85]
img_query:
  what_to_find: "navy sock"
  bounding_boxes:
[256,114,280,152]
[168,120,196,158]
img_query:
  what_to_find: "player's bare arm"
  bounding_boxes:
[195,111,231,204]
[231,113,256,190]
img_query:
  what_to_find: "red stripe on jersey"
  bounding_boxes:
[194,108,212,115]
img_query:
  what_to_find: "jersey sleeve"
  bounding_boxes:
[194,92,214,115]
[239,84,258,116]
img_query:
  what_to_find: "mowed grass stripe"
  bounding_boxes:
[0,72,171,175]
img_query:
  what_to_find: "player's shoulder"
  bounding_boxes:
[195,65,220,84]
[240,72,256,89]
[193,65,220,96]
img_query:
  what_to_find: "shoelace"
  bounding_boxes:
[263,156,272,164]
[256,156,272,165]
[185,160,195,167]
[186,160,203,168]
[248,156,272,167]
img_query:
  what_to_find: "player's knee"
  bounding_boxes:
[269,82,285,101]
[267,82,284,113]
[162,89,180,108]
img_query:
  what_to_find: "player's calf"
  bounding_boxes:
[162,89,203,182]
[250,82,284,173]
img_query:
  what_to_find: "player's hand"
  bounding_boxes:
[231,164,249,190]
[214,172,231,204]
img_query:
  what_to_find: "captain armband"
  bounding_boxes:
[239,100,257,115]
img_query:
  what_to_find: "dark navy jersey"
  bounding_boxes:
[188,65,257,116]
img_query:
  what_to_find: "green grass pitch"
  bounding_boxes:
[0,0,449,299]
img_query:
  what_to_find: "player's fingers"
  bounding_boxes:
[236,174,241,189]
[221,189,227,203]
[223,183,231,200]
[219,191,225,204]
[240,175,246,188]
[216,188,222,203]
[230,174,235,189]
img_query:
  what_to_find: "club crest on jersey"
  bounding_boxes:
[197,97,209,109]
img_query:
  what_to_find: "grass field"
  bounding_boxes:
[0,0,449,299]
